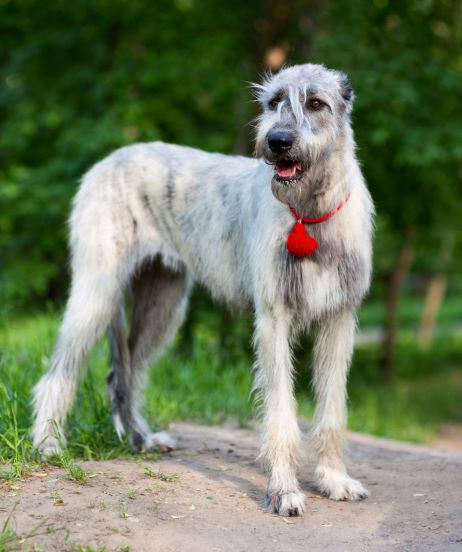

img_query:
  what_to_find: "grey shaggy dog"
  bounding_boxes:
[32,63,374,516]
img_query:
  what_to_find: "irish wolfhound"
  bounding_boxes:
[32,63,374,516]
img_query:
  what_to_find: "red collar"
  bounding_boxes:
[286,192,351,257]
[289,192,351,224]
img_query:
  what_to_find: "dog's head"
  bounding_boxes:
[254,64,354,192]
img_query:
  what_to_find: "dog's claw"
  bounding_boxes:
[316,466,369,501]
[264,490,305,516]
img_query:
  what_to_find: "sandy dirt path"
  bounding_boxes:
[1,422,461,551]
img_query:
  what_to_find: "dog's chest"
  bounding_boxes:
[277,243,367,318]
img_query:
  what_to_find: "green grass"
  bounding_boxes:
[48,450,90,483]
[0,309,461,475]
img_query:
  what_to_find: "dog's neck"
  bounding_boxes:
[271,125,354,218]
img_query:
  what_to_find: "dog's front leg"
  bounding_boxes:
[312,310,369,501]
[254,304,304,516]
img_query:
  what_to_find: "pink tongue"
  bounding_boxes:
[276,162,301,178]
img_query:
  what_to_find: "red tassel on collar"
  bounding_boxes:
[286,192,351,257]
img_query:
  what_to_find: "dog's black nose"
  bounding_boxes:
[268,131,295,154]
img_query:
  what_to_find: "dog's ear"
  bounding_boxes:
[337,71,354,107]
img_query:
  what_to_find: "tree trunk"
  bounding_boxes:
[418,275,447,348]
[379,228,416,383]
[417,236,453,348]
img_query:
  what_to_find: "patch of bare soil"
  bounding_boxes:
[1,422,462,552]
[432,424,462,452]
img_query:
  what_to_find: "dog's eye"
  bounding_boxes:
[268,98,280,110]
[308,98,324,110]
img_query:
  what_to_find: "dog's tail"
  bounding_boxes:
[107,304,133,440]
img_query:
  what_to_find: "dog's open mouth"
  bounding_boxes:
[274,160,303,182]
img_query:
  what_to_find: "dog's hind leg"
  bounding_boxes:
[107,257,191,452]
[311,310,369,501]
[32,158,143,458]
[32,268,123,458]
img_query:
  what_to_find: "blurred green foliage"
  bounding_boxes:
[0,0,260,305]
[315,0,462,290]
[1,0,461,307]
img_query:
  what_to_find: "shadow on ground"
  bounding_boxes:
[1,422,461,551]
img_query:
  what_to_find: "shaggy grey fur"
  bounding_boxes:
[32,63,374,517]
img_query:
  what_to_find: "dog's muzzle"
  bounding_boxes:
[266,130,304,182]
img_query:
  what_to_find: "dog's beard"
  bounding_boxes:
[266,152,312,207]
[271,175,308,207]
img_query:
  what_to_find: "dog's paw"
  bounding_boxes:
[264,490,305,516]
[315,466,369,501]
[35,439,63,461]
[143,431,176,452]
